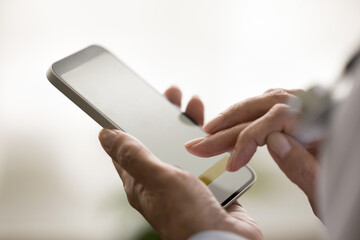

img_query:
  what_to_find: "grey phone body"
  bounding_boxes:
[47,45,255,207]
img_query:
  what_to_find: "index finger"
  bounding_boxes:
[203,89,302,134]
[185,121,251,157]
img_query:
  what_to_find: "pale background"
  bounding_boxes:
[1,0,360,239]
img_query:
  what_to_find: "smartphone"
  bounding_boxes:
[46,45,255,207]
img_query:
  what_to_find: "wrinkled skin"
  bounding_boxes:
[185,89,319,215]
[98,86,263,240]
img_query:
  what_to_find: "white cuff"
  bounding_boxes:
[188,230,248,240]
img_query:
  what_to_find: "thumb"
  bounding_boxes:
[98,129,167,185]
[266,132,318,212]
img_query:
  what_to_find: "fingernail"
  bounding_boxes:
[203,114,222,132]
[226,150,237,171]
[226,158,233,171]
[185,138,204,148]
[267,132,291,158]
[99,129,118,150]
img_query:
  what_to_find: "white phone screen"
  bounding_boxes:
[58,49,254,204]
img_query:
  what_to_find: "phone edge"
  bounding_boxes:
[222,165,256,208]
[46,65,122,131]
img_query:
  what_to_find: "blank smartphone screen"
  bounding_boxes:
[56,47,254,205]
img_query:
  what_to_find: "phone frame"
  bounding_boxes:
[46,45,256,207]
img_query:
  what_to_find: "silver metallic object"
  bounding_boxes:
[291,50,360,145]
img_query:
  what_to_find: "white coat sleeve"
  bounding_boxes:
[188,231,248,240]
[319,58,360,240]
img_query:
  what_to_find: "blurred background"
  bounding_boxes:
[1,0,360,239]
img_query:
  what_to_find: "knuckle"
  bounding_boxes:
[270,103,290,116]
[228,102,242,113]
[264,88,278,93]
[264,88,286,94]
[271,88,288,95]
[268,104,298,134]
[117,141,140,169]
[264,104,292,126]
[237,127,254,146]
[230,100,250,116]
[266,88,290,103]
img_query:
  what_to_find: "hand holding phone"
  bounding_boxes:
[46,45,256,207]
[98,128,263,240]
